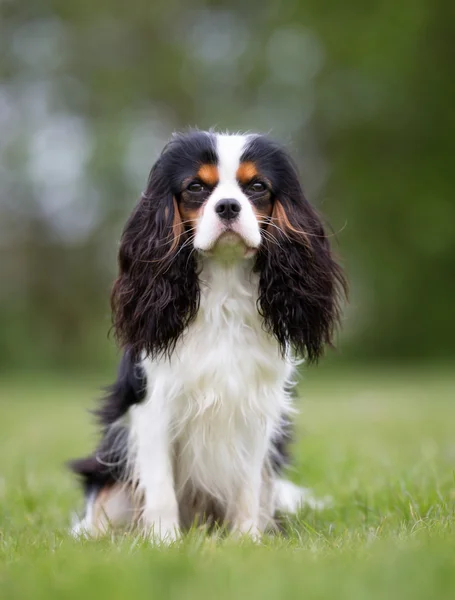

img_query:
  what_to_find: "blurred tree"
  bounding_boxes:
[0,0,453,370]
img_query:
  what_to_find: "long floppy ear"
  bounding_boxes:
[255,162,347,363]
[111,158,200,359]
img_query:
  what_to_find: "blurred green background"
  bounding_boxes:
[1,0,454,373]
[1,4,455,595]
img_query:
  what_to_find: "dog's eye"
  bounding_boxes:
[249,181,267,193]
[187,181,205,193]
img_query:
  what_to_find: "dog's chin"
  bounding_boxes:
[199,231,258,260]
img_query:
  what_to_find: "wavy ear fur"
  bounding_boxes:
[255,165,347,363]
[111,158,200,359]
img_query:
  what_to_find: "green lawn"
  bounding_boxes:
[1,366,455,599]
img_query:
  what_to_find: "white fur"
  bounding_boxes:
[72,132,322,542]
[194,134,262,251]
[130,257,295,540]
[72,484,134,538]
[274,479,332,513]
[71,489,97,538]
[127,134,296,540]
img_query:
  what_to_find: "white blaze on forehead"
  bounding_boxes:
[215,134,249,183]
[193,133,262,252]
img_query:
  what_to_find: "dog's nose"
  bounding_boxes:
[215,198,241,221]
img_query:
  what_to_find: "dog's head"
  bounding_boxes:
[112,130,346,360]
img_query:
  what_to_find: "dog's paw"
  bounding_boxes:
[70,515,100,539]
[141,509,181,545]
[231,520,262,542]
[146,524,181,545]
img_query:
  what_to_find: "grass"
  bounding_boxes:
[1,365,455,599]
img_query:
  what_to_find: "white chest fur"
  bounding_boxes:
[134,257,294,509]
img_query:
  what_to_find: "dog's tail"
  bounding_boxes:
[274,478,332,513]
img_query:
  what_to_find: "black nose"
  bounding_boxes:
[215,198,241,221]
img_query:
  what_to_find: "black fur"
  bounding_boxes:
[112,131,345,363]
[68,426,129,493]
[244,136,347,362]
[111,132,217,360]
[69,348,145,491]
[94,347,146,429]
[70,131,346,504]
[270,416,293,473]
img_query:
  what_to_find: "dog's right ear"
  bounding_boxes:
[111,157,200,360]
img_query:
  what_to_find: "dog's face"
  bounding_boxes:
[156,132,277,259]
[112,131,346,361]
[173,134,271,257]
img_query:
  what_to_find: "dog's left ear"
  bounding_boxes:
[255,157,347,363]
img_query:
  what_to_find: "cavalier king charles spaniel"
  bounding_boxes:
[69,130,346,542]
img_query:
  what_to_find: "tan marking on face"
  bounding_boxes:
[270,200,310,246]
[236,161,258,185]
[168,197,185,253]
[178,203,205,233]
[197,164,219,187]
[252,201,273,226]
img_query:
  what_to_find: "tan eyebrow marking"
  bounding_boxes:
[197,164,219,187]
[236,161,258,185]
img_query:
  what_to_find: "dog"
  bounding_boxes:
[69,130,346,542]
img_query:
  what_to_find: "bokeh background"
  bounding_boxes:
[1,0,454,374]
[2,5,455,594]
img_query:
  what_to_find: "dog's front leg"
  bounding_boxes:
[232,487,262,540]
[131,399,179,543]
[231,462,266,541]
